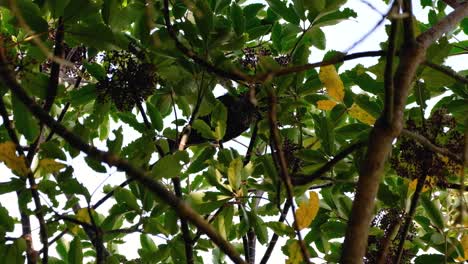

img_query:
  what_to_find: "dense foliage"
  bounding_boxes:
[0,0,466,263]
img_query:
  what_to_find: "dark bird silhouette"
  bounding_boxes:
[169,93,258,149]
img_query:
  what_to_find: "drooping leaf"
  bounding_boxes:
[295,191,320,230]
[319,65,344,102]
[0,141,30,177]
[68,237,83,264]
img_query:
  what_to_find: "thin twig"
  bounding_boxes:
[423,61,468,84]
[401,129,463,163]
[292,141,367,186]
[0,98,37,263]
[259,200,292,264]
[268,90,310,263]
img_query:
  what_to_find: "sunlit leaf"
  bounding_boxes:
[285,240,303,264]
[38,159,66,174]
[316,100,337,110]
[319,65,344,102]
[348,103,376,125]
[295,191,320,230]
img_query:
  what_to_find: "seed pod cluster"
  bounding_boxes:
[96,50,157,111]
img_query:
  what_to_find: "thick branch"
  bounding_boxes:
[383,2,399,124]
[341,4,468,263]
[0,48,246,264]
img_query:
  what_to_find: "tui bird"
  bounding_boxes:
[169,93,258,149]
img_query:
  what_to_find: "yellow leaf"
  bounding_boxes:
[76,208,92,224]
[348,104,376,125]
[38,159,66,174]
[285,241,303,264]
[456,234,468,261]
[319,65,344,102]
[0,141,30,177]
[408,176,436,193]
[295,191,319,230]
[70,208,93,235]
[316,100,337,111]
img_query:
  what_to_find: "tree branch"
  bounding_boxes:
[383,2,399,124]
[43,17,64,113]
[0,45,246,264]
[0,98,37,263]
[268,90,310,263]
[401,128,463,163]
[259,200,292,264]
[292,141,366,186]
[341,3,468,263]
[423,60,468,85]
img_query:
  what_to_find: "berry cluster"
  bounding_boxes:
[390,109,464,187]
[96,50,157,111]
[365,208,415,263]
[239,47,290,70]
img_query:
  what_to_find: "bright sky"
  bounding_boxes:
[0,0,466,262]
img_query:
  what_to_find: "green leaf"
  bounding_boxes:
[143,217,170,236]
[106,127,123,154]
[230,3,245,36]
[212,102,227,141]
[12,94,39,142]
[84,156,107,173]
[266,0,300,25]
[227,158,242,190]
[46,0,70,18]
[83,62,106,81]
[40,141,67,161]
[414,254,445,264]
[420,194,445,229]
[320,220,346,239]
[186,146,216,174]
[192,119,215,140]
[252,212,269,244]
[0,179,24,195]
[265,221,295,237]
[68,237,83,264]
[1,0,48,37]
[114,187,140,211]
[22,72,48,99]
[67,23,117,50]
[304,27,326,50]
[63,0,100,23]
[0,204,14,234]
[151,152,186,179]
[68,84,97,106]
[146,102,164,131]
[292,0,306,20]
[192,0,213,40]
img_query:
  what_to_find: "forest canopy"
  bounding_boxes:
[0,0,467,263]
